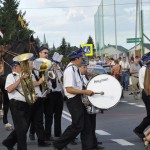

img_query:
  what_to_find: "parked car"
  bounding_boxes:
[87,65,107,75]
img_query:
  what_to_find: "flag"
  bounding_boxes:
[18,15,27,28]
[0,28,3,38]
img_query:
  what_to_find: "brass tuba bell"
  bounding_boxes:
[33,58,52,94]
[13,53,36,105]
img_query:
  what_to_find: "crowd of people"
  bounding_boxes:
[88,55,141,99]
[0,47,150,150]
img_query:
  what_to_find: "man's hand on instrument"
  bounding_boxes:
[38,78,44,85]
[84,90,94,96]
[22,73,29,79]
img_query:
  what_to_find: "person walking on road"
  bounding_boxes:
[133,52,150,141]
[53,49,95,150]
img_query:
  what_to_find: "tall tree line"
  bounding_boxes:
[0,0,33,45]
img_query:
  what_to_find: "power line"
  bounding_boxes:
[20,2,150,10]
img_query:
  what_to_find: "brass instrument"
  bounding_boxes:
[13,53,36,105]
[33,58,52,94]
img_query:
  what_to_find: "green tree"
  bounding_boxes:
[87,35,95,49]
[59,37,67,55]
[35,36,41,47]
[0,0,33,45]
[87,35,95,56]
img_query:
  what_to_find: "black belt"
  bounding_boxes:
[132,76,139,78]
[11,99,26,103]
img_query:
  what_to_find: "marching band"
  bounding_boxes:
[1,47,150,150]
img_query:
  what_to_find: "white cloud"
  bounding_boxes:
[18,0,150,49]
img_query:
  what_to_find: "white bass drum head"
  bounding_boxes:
[86,74,122,110]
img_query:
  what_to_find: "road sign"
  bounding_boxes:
[81,44,93,56]
[126,38,142,43]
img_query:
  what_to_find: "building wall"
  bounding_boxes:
[129,44,150,58]
[100,47,128,59]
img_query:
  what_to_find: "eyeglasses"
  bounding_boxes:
[43,52,48,55]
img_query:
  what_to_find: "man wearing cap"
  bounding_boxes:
[29,46,49,140]
[28,56,50,147]
[53,50,94,150]
[79,61,104,150]
[133,52,150,141]
[2,61,31,150]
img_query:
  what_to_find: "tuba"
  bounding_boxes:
[13,53,36,105]
[33,58,52,94]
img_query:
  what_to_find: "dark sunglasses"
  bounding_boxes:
[43,52,48,54]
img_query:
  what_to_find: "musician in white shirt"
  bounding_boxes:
[45,64,64,141]
[28,56,50,147]
[133,52,150,141]
[2,61,31,150]
[53,50,94,150]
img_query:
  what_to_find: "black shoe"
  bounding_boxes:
[53,142,62,150]
[92,145,105,150]
[133,128,145,140]
[2,140,15,150]
[70,139,77,145]
[38,141,51,147]
[64,145,71,150]
[129,92,133,95]
[97,141,103,145]
[29,133,35,141]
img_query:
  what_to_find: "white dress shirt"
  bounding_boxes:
[5,72,26,102]
[63,63,83,99]
[139,66,146,89]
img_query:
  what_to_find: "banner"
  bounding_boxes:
[18,15,27,28]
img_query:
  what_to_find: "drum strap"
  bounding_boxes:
[66,64,85,89]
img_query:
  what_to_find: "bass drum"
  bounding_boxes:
[86,74,122,110]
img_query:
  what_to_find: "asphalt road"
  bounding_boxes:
[0,90,147,150]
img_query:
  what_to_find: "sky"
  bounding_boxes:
[18,0,150,49]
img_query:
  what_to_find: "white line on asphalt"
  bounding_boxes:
[95,130,111,135]
[62,114,72,122]
[111,139,134,146]
[63,110,71,117]
[128,103,136,105]
[136,105,145,108]
[120,101,127,103]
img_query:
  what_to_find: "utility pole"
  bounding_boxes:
[141,10,144,55]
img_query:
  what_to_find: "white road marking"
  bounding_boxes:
[136,105,145,108]
[111,139,134,146]
[128,103,136,105]
[62,114,72,122]
[95,130,111,135]
[63,110,71,117]
[120,101,127,103]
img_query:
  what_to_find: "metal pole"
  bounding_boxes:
[114,0,117,55]
[102,0,104,53]
[141,10,144,55]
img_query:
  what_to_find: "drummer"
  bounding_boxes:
[53,49,95,150]
[79,61,104,150]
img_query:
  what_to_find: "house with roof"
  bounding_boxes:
[128,43,150,58]
[99,44,129,59]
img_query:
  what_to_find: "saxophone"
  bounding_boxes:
[13,53,36,105]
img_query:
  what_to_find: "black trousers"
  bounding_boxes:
[2,91,10,124]
[44,91,63,138]
[29,98,45,143]
[3,99,31,150]
[135,90,150,133]
[53,95,93,150]
[89,114,98,148]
